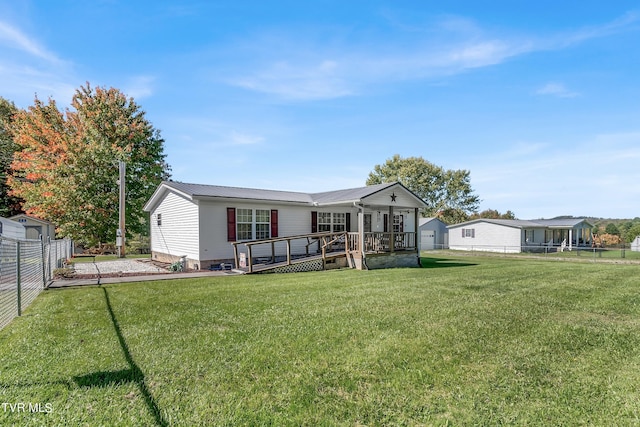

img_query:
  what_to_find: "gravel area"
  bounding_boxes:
[73,259,167,275]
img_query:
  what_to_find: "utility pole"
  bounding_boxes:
[118,160,126,258]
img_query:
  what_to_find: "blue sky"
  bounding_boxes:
[1,1,639,219]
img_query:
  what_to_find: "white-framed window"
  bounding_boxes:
[255,209,271,240]
[318,212,332,232]
[237,209,253,240]
[236,208,272,240]
[318,212,347,232]
[462,228,475,238]
[333,213,346,232]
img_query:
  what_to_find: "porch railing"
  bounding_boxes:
[347,232,417,253]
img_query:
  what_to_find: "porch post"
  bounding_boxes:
[388,205,394,253]
[358,209,364,254]
[569,229,573,251]
[414,208,419,253]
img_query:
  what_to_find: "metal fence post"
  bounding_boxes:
[16,241,21,316]
[41,237,47,289]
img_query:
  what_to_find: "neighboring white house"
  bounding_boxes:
[0,217,26,240]
[448,218,593,253]
[9,214,56,240]
[631,236,640,252]
[143,181,427,270]
[418,217,448,250]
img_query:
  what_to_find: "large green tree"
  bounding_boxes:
[0,97,23,216]
[469,209,516,220]
[9,83,171,245]
[366,154,480,223]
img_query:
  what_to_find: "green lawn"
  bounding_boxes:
[1,256,640,425]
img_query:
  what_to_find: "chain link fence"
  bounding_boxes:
[427,244,640,261]
[0,237,72,330]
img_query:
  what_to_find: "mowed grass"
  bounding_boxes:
[1,256,640,426]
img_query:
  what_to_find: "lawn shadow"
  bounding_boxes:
[420,257,477,269]
[73,368,142,387]
[72,287,167,427]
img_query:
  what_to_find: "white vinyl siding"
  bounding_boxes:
[198,203,318,261]
[449,222,521,253]
[149,191,200,260]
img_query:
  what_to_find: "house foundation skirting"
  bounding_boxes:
[364,252,421,269]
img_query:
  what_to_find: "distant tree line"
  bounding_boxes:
[594,220,640,243]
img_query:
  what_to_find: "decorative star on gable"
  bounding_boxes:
[390,192,397,202]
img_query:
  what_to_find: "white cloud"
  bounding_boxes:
[0,19,76,106]
[230,59,353,101]
[122,75,155,100]
[536,82,580,98]
[224,12,637,101]
[0,20,61,63]
[471,131,640,218]
[230,131,264,145]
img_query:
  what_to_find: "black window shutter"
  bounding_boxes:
[346,213,351,232]
[384,214,388,233]
[311,211,318,233]
[270,209,278,238]
[227,208,236,241]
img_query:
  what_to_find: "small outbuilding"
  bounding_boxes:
[9,214,56,240]
[631,236,640,252]
[0,217,26,240]
[418,217,448,250]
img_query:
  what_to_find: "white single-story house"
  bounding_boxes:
[631,236,640,252]
[0,217,26,240]
[143,181,428,272]
[418,217,448,250]
[9,214,56,240]
[448,218,593,253]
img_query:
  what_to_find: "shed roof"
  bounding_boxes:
[448,218,593,229]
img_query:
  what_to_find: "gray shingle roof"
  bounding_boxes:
[153,180,426,208]
[449,218,592,229]
[163,181,313,204]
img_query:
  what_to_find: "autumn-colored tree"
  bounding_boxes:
[366,154,480,224]
[0,97,24,216]
[9,83,170,245]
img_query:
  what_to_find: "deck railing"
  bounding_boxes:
[233,231,418,273]
[231,232,347,273]
[347,232,417,253]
